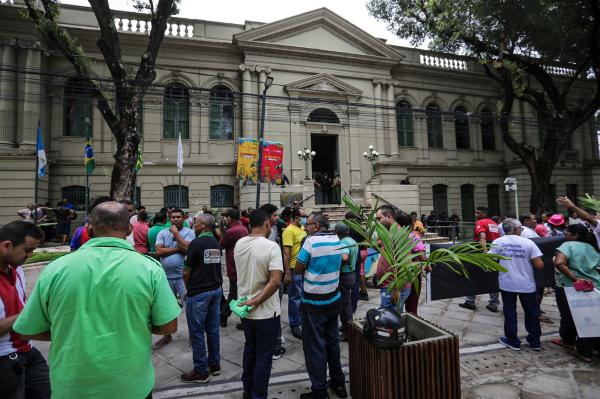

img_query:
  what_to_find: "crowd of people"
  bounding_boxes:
[1,194,599,398]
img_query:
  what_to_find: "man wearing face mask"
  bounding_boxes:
[13,202,181,399]
[282,207,307,340]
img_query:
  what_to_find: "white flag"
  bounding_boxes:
[37,125,47,177]
[177,131,184,173]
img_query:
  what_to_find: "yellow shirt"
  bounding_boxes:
[282,223,306,269]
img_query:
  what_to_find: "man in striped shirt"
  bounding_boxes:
[296,213,348,399]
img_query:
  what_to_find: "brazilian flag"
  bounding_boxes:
[135,145,143,171]
[85,138,95,175]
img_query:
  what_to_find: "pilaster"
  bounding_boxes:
[386,80,399,157]
[16,41,43,151]
[0,39,17,151]
[372,79,385,155]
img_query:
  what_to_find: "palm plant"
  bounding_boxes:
[341,194,507,312]
[578,193,600,213]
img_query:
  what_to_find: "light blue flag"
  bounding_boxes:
[37,125,47,177]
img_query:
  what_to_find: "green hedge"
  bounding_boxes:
[25,252,68,264]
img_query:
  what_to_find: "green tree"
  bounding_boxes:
[368,0,600,213]
[22,0,178,200]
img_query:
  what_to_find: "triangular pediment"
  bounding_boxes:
[235,8,403,60]
[285,73,362,98]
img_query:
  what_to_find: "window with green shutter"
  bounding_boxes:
[163,83,189,139]
[209,86,234,140]
[64,78,93,137]
[396,101,414,147]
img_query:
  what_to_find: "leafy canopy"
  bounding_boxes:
[367,0,594,65]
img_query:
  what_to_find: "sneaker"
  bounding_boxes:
[273,347,286,360]
[209,364,221,376]
[180,370,210,383]
[291,327,303,340]
[331,384,348,398]
[220,317,227,328]
[459,302,476,311]
[359,292,369,301]
[529,345,542,352]
[499,337,520,351]
[486,305,498,313]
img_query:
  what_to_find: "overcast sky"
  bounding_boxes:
[61,0,418,47]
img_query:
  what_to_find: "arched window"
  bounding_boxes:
[163,83,189,139]
[481,108,495,151]
[432,184,448,215]
[64,77,93,136]
[62,185,87,211]
[454,106,470,149]
[461,184,475,222]
[396,100,414,147]
[210,184,234,208]
[164,185,189,208]
[307,108,340,124]
[209,85,234,140]
[487,184,500,217]
[426,103,443,148]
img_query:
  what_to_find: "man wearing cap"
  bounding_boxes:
[220,208,248,328]
[335,223,357,342]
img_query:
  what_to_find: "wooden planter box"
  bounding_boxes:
[348,313,460,399]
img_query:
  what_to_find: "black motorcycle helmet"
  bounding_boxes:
[363,307,406,348]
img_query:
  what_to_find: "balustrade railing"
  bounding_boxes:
[113,11,194,38]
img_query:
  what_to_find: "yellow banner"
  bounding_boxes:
[236,138,259,185]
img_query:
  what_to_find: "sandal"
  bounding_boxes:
[551,338,575,350]
[153,335,172,350]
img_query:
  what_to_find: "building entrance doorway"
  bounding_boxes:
[311,134,339,205]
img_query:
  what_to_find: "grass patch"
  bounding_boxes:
[25,252,68,264]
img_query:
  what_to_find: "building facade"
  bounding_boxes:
[0,1,598,225]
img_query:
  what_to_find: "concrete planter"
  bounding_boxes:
[348,313,460,399]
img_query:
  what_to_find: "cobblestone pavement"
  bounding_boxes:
[25,264,599,399]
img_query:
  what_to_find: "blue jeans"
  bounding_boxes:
[186,287,222,373]
[302,310,345,398]
[288,270,303,328]
[242,316,279,399]
[380,287,411,313]
[500,290,541,348]
[465,293,500,309]
[168,277,187,305]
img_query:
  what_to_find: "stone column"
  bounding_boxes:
[288,102,304,184]
[414,110,429,160]
[373,80,386,154]
[0,39,17,150]
[197,92,209,155]
[256,67,266,138]
[17,42,43,151]
[386,81,399,157]
[443,114,457,160]
[239,64,254,138]
[347,106,363,195]
[470,115,483,160]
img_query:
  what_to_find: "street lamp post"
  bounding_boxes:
[255,76,274,209]
[297,147,316,180]
[363,145,379,178]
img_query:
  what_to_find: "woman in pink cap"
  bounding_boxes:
[547,214,566,236]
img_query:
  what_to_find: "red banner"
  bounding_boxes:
[261,141,284,183]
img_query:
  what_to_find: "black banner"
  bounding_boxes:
[428,236,564,301]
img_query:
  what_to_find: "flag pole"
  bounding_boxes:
[34,119,40,224]
[178,171,182,208]
[85,123,90,216]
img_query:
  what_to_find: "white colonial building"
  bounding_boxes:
[0,0,598,225]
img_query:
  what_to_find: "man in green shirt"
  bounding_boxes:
[148,209,169,254]
[13,201,181,399]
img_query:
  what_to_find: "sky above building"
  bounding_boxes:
[61,0,420,48]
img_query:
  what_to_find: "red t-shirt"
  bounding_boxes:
[474,218,500,242]
[132,221,150,253]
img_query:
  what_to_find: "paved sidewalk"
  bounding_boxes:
[26,265,599,399]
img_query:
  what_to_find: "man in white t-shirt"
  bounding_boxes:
[234,210,283,399]
[489,218,544,351]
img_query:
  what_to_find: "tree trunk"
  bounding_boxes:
[110,106,139,201]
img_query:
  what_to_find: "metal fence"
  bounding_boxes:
[426,221,477,243]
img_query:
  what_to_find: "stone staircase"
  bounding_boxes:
[314,205,451,244]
